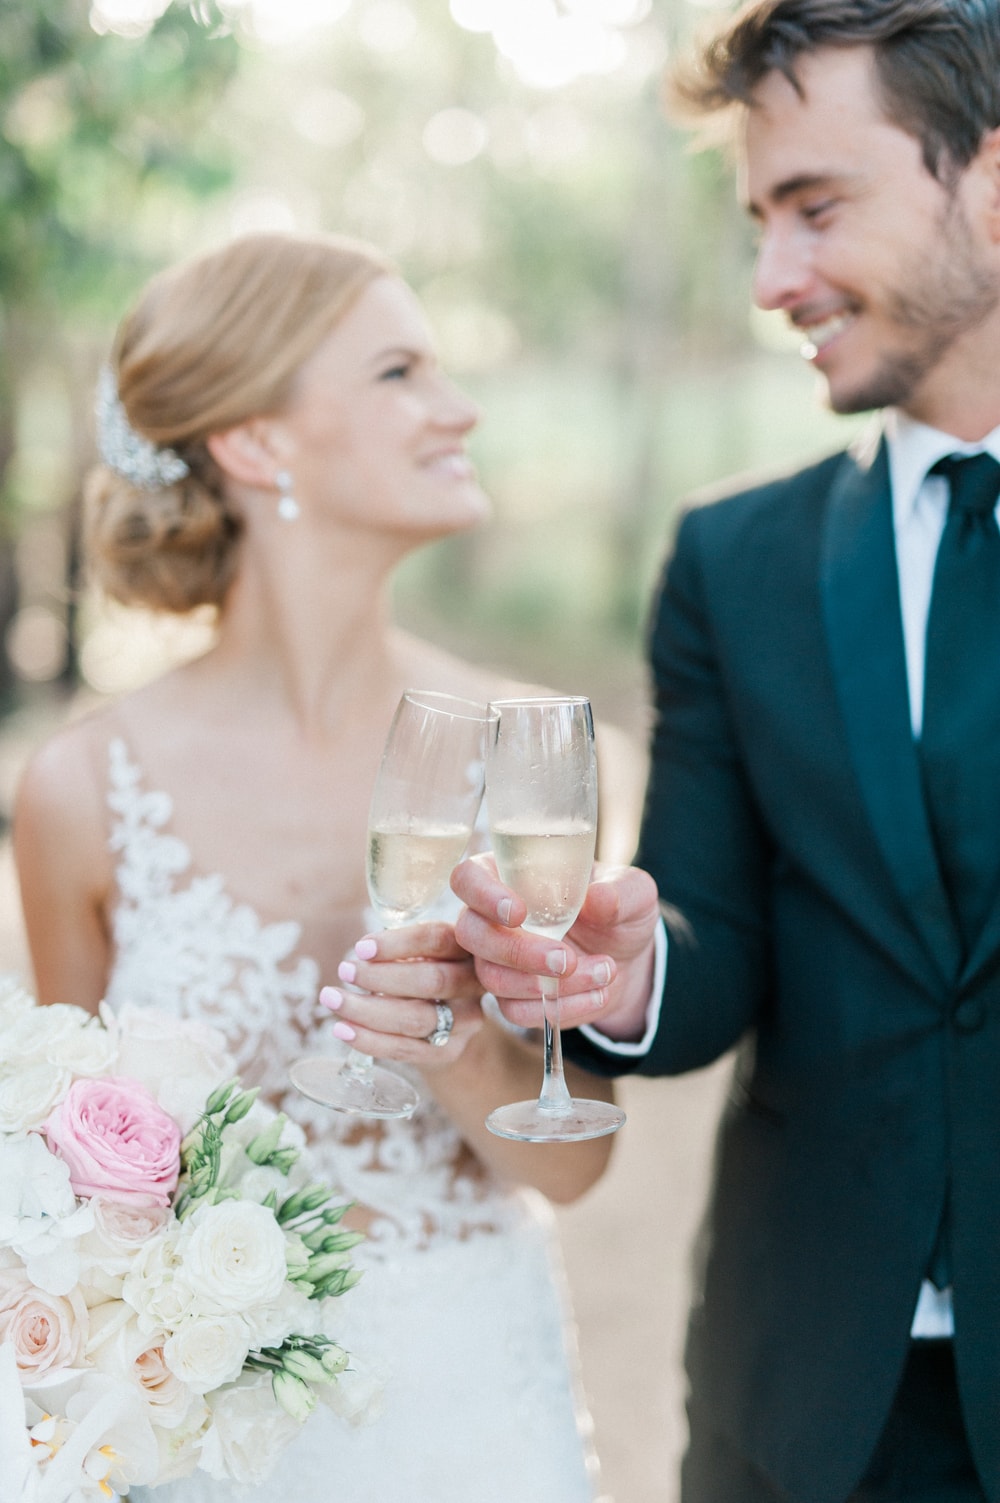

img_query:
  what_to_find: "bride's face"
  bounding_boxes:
[277,275,491,539]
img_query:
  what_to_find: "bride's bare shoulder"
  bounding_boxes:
[14,658,198,824]
[14,697,125,821]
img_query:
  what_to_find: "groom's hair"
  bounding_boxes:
[668,0,1000,184]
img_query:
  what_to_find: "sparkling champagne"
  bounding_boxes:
[490,820,597,940]
[367,821,472,926]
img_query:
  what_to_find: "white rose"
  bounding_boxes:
[151,1397,210,1483]
[47,1011,119,1077]
[0,1063,71,1132]
[231,1164,289,1206]
[222,1099,307,1157]
[164,1313,251,1393]
[199,1373,300,1485]
[113,1006,234,1133]
[241,1281,316,1350]
[1,1003,86,1066]
[214,1101,307,1195]
[122,1227,198,1334]
[180,1202,288,1312]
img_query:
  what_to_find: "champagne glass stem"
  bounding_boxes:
[340,1048,377,1084]
[538,975,573,1115]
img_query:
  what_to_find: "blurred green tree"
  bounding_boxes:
[0,0,237,697]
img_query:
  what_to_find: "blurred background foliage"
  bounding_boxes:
[0,0,863,733]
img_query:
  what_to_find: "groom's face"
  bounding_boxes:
[739,44,1000,431]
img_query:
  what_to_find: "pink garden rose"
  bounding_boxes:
[45,1077,182,1208]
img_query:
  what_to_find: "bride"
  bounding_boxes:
[12,230,621,1501]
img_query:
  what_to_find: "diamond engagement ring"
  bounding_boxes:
[426,1002,455,1047]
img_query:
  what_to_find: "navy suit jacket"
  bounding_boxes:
[568,433,1000,1502]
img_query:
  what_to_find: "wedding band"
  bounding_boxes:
[426,1002,454,1047]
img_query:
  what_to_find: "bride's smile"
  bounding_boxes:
[269,274,492,540]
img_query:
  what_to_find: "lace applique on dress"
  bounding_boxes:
[104,738,524,1258]
[107,739,600,1503]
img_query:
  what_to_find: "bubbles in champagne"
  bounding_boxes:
[490,819,596,939]
[367,821,472,926]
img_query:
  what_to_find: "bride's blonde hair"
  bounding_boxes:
[85,230,392,613]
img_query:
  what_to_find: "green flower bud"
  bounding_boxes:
[204,1081,238,1116]
[280,1349,330,1384]
[223,1088,259,1125]
[305,1251,351,1284]
[311,1266,364,1300]
[319,1343,350,1377]
[277,1185,332,1224]
[245,1114,287,1164]
[272,1369,317,1422]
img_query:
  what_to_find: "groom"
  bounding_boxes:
[452,2,1000,1500]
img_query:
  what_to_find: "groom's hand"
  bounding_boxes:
[451,856,660,1041]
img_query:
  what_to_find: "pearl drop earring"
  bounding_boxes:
[275,469,300,522]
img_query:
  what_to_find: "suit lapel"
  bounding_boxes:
[820,432,961,989]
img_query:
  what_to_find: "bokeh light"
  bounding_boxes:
[450,0,647,87]
[423,109,490,167]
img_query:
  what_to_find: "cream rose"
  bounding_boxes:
[88,1303,195,1429]
[77,1197,171,1289]
[0,1265,88,1376]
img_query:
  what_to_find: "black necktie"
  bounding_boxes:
[919,451,1000,955]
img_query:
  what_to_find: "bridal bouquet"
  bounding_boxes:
[0,981,366,1500]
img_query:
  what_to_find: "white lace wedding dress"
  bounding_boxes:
[104,740,600,1503]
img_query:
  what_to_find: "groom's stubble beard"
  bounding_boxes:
[826,192,1000,417]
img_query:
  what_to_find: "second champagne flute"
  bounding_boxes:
[484,696,627,1143]
[290,690,495,1118]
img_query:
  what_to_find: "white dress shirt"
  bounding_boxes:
[583,409,1000,1338]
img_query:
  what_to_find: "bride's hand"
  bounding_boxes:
[319,922,485,1070]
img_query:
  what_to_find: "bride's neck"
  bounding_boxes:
[208,534,407,738]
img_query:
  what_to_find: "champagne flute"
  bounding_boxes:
[484,696,627,1143]
[290,690,495,1117]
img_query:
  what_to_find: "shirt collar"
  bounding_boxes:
[884,408,1000,530]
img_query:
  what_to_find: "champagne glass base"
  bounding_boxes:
[290,1056,419,1119]
[485,1097,625,1143]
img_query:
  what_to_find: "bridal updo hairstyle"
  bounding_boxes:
[85,231,392,613]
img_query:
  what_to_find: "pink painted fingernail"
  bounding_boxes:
[546,949,568,976]
[355,938,378,960]
[332,1021,356,1042]
[593,962,612,987]
[320,987,343,1011]
[338,961,357,984]
[498,898,514,925]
